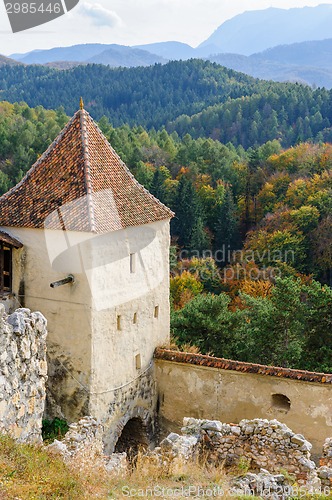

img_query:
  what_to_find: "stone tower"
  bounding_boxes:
[0,105,173,451]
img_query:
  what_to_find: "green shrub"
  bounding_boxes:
[42,417,69,442]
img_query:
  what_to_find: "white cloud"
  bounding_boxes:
[79,2,122,28]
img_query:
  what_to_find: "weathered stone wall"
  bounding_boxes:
[320,438,332,468]
[47,416,128,474]
[160,418,318,485]
[155,349,332,455]
[0,307,47,442]
[318,438,332,488]
[186,418,315,480]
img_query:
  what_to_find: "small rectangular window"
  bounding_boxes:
[133,312,137,324]
[117,315,122,331]
[130,253,136,273]
[0,244,12,293]
[154,305,159,319]
[135,354,141,370]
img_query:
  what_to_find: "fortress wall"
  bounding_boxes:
[0,307,47,443]
[155,349,332,455]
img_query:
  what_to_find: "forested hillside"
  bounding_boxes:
[0,55,22,67]
[10,36,332,89]
[168,85,332,148]
[0,61,259,129]
[0,101,331,373]
[0,101,68,193]
[0,60,332,148]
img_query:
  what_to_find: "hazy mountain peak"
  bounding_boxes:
[134,41,196,60]
[199,4,332,55]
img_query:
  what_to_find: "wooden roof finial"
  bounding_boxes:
[79,97,84,110]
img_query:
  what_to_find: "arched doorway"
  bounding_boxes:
[114,417,149,460]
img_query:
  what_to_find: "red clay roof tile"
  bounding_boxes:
[0,109,173,233]
[154,348,332,383]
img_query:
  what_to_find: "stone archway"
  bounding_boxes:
[114,415,153,466]
[104,405,156,455]
[114,417,149,457]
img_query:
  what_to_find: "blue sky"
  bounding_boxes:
[1,0,332,56]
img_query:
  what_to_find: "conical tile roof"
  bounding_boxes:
[0,108,173,233]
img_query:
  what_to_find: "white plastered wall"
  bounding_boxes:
[87,220,171,448]
[1,219,171,434]
[0,226,94,421]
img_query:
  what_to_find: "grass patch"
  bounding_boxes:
[1,436,332,499]
[0,434,82,499]
[108,457,227,498]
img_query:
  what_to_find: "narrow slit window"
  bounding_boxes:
[135,354,141,370]
[133,312,137,324]
[154,305,159,319]
[117,315,122,331]
[130,253,136,274]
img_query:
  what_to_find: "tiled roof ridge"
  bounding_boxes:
[0,111,81,203]
[0,107,174,233]
[154,348,332,384]
[86,112,175,219]
[80,110,96,233]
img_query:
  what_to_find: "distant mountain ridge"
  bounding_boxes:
[10,4,332,63]
[7,38,332,89]
[11,43,166,67]
[5,5,332,88]
[85,46,166,67]
[12,44,110,63]
[209,39,332,89]
[134,41,195,60]
[256,38,332,68]
[134,41,219,59]
[199,4,332,55]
